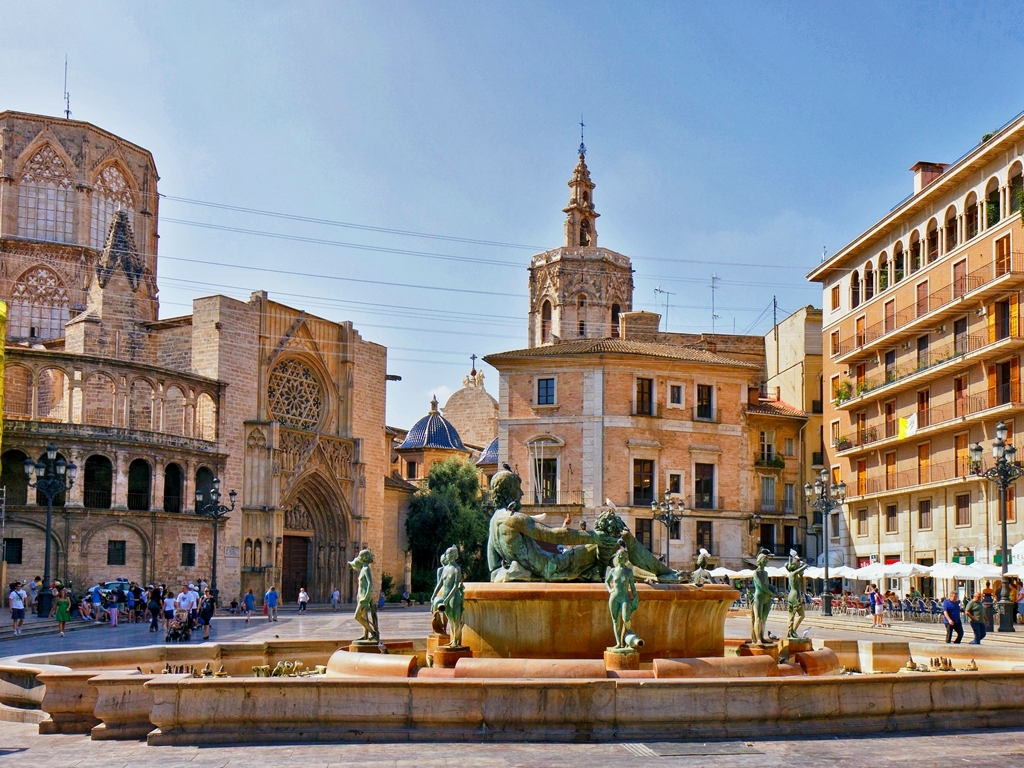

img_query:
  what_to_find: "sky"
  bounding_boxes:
[3,2,1024,428]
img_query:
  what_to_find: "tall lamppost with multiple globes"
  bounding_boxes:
[24,444,77,618]
[970,421,1022,633]
[651,491,684,568]
[195,477,236,602]
[804,468,846,617]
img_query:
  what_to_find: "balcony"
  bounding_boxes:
[754,454,785,469]
[811,400,824,414]
[833,253,1024,364]
[849,457,989,499]
[759,497,795,514]
[811,451,824,467]
[524,490,587,507]
[758,544,803,558]
[693,408,721,424]
[690,494,725,511]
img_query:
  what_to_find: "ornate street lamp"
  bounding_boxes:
[970,421,1022,633]
[804,468,846,617]
[651,490,684,568]
[24,444,77,618]
[195,477,237,602]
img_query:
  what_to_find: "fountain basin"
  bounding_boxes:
[462,582,739,660]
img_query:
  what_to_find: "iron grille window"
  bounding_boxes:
[696,521,713,552]
[636,378,653,415]
[107,539,126,567]
[3,538,23,565]
[696,385,713,419]
[633,459,654,505]
[181,543,196,567]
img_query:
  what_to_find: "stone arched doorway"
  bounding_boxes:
[280,472,351,603]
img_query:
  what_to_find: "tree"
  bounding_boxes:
[405,457,490,592]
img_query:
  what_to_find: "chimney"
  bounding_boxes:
[910,162,949,194]
[619,311,661,341]
[748,387,760,406]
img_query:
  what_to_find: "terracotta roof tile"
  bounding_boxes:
[484,338,762,369]
[745,399,808,420]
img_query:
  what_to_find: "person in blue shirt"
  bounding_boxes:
[243,589,255,623]
[264,587,279,622]
[942,591,964,644]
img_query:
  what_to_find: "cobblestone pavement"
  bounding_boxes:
[1,722,1023,767]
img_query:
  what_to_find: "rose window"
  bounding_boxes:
[267,358,324,430]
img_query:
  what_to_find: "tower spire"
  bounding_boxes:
[563,129,599,248]
[579,114,586,157]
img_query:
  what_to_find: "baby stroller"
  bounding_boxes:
[165,614,193,643]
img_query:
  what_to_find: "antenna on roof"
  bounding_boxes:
[63,56,71,120]
[710,274,720,334]
[654,286,674,332]
[578,114,586,157]
[821,245,827,262]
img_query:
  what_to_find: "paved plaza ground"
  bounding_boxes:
[3,606,1024,766]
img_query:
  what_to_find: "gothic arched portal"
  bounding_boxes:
[280,470,352,603]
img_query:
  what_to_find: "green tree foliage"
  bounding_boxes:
[405,457,490,592]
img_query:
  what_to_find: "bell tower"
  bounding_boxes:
[527,141,633,348]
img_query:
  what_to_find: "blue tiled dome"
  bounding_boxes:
[399,396,466,451]
[476,437,499,465]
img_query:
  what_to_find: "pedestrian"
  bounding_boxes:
[162,590,176,632]
[8,582,27,636]
[330,586,340,612]
[378,589,386,610]
[982,586,996,632]
[965,591,987,644]
[90,583,102,622]
[298,587,309,613]
[147,589,162,632]
[402,589,411,607]
[942,591,964,644]
[198,588,216,640]
[243,589,255,623]
[264,586,279,622]
[55,588,71,637]
[188,584,200,623]
[27,577,39,611]
[106,591,119,627]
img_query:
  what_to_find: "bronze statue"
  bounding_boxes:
[605,548,642,649]
[430,545,466,648]
[348,549,380,644]
[750,550,774,644]
[785,549,809,639]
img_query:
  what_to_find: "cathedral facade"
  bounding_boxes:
[0,111,400,603]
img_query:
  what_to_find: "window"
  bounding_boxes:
[999,486,1017,524]
[577,294,587,337]
[163,463,183,514]
[885,504,898,534]
[884,299,896,333]
[830,331,840,356]
[696,521,713,553]
[760,476,777,511]
[107,539,127,567]
[635,378,653,416]
[90,165,135,248]
[633,459,654,505]
[84,455,114,509]
[830,375,840,401]
[955,493,971,526]
[851,271,861,308]
[831,420,840,448]
[830,511,840,540]
[954,317,969,355]
[17,145,76,243]
[181,543,196,568]
[919,499,932,530]
[535,458,558,504]
[537,377,555,405]
[760,431,775,462]
[856,509,868,536]
[540,300,552,344]
[406,461,417,480]
[696,384,713,420]
[668,472,682,495]
[669,519,681,539]
[7,266,71,341]
[997,235,1011,277]
[669,384,683,406]
[127,459,151,511]
[635,519,653,551]
[694,463,715,509]
[784,483,795,513]
[831,285,840,311]
[611,304,621,338]
[759,523,776,551]
[784,524,796,551]
[784,438,794,457]
[3,538,23,565]
[917,335,929,369]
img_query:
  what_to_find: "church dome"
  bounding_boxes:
[476,437,499,466]
[442,366,498,449]
[399,396,467,451]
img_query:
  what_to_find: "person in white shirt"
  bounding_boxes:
[8,582,28,635]
[175,586,191,620]
[331,588,340,612]
[188,584,200,621]
[162,592,176,631]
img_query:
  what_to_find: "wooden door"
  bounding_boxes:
[918,443,930,485]
[954,376,968,416]
[884,300,896,333]
[282,535,310,602]
[955,433,969,477]
[885,452,897,490]
[916,281,929,317]
[953,259,967,299]
[997,235,1011,276]
[856,316,865,347]
[856,459,867,496]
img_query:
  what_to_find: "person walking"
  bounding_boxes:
[147,589,162,632]
[27,577,39,611]
[942,591,964,644]
[297,588,309,613]
[106,590,119,628]
[90,583,102,622]
[264,587,279,622]
[965,591,987,644]
[55,588,71,637]
[8,582,27,636]
[330,587,340,612]
[198,588,216,641]
[982,583,996,632]
[243,589,255,623]
[162,590,176,632]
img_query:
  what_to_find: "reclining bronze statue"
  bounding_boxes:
[486,465,683,583]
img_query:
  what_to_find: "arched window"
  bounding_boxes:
[909,232,922,274]
[163,386,185,436]
[986,177,1001,227]
[84,455,113,509]
[35,451,67,507]
[7,266,70,341]
[0,450,29,505]
[945,206,958,251]
[878,253,889,291]
[195,466,215,508]
[541,300,552,344]
[893,243,905,283]
[579,219,591,246]
[90,165,135,248]
[163,462,183,514]
[83,373,117,427]
[965,192,979,240]
[577,294,587,337]
[127,459,151,511]
[1010,163,1024,215]
[851,270,861,309]
[611,303,621,338]
[128,379,154,431]
[17,145,75,243]
[926,219,939,263]
[37,368,69,422]
[864,262,874,301]
[196,393,217,440]
[3,365,33,419]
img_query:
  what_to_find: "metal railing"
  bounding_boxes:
[690,494,725,511]
[811,451,824,466]
[854,456,986,498]
[127,491,150,511]
[812,400,823,414]
[163,494,182,514]
[693,407,721,423]
[525,490,587,506]
[83,488,112,509]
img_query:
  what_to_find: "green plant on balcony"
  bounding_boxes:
[1016,187,1024,227]
[755,454,786,469]
[856,381,869,396]
[835,380,854,403]
[834,436,852,451]
[987,201,1000,228]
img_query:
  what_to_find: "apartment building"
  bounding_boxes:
[810,112,1024,582]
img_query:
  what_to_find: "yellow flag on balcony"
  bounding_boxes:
[898,413,917,439]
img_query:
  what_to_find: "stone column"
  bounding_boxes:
[112,452,128,510]
[183,459,196,513]
[152,458,165,512]
[66,449,85,508]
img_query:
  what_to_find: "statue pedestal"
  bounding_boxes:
[463,582,739,661]
[604,648,639,671]
[737,642,780,661]
[426,633,449,666]
[433,646,472,668]
[783,638,813,656]
[347,640,381,654]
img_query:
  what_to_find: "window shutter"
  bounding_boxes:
[988,303,997,343]
[1013,357,1021,404]
[989,364,998,407]
[1013,293,1021,338]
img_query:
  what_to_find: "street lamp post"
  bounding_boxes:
[970,421,1022,633]
[195,477,237,602]
[651,491,684,568]
[804,468,846,617]
[24,444,77,618]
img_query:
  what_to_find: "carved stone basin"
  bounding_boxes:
[462,581,739,661]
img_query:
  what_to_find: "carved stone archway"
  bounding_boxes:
[280,469,351,603]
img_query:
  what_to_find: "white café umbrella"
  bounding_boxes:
[765,566,790,578]
[929,562,1001,580]
[804,566,824,579]
[829,565,860,578]
[852,562,889,581]
[709,566,736,577]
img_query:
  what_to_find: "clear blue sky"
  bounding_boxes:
[4,2,1023,427]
